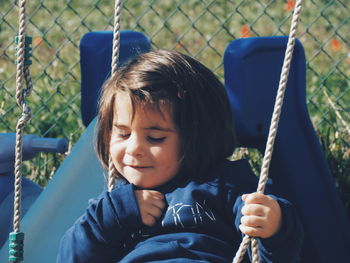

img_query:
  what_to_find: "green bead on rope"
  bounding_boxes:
[15,35,32,66]
[8,232,24,262]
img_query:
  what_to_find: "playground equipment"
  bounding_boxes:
[0,30,151,263]
[80,30,151,127]
[224,36,350,262]
[0,30,349,263]
[0,133,68,247]
[2,0,349,262]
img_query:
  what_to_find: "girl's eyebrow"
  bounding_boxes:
[113,123,128,129]
[113,123,174,132]
[144,126,174,132]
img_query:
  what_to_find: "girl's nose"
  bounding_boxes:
[125,134,144,157]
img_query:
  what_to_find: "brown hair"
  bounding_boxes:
[97,50,236,180]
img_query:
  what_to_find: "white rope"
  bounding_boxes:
[9,1,33,261]
[111,0,121,76]
[108,156,117,192]
[14,0,33,235]
[233,0,303,262]
[108,0,122,192]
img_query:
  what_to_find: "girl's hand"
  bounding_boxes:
[134,190,166,226]
[239,192,282,239]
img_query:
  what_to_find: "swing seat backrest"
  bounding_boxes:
[80,30,151,127]
[224,36,350,262]
[0,175,42,248]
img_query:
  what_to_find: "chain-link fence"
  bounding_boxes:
[1,0,349,206]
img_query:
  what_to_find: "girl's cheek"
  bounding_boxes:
[110,134,121,145]
[149,146,164,156]
[110,141,125,161]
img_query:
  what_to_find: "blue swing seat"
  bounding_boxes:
[0,174,42,247]
[224,36,350,262]
[80,30,151,127]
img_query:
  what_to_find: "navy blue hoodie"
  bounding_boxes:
[57,159,303,262]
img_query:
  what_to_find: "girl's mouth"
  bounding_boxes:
[127,165,152,169]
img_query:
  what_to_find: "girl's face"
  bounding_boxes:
[110,93,182,189]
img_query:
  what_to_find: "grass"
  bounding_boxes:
[320,129,350,219]
[0,0,349,215]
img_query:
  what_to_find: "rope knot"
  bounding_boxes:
[15,35,32,66]
[22,103,32,120]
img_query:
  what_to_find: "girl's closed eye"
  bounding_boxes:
[147,136,166,143]
[115,132,165,143]
[118,133,130,139]
[114,128,130,139]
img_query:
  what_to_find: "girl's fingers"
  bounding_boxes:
[241,204,266,217]
[241,193,282,238]
[135,190,164,205]
[135,190,166,226]
[148,190,164,199]
[242,192,273,205]
[147,203,164,218]
[142,203,165,226]
[139,203,162,225]
[151,197,166,210]
[239,224,262,237]
[149,195,166,220]
[240,215,265,228]
[142,213,157,226]
[142,190,164,202]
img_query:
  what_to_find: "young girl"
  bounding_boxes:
[57,50,303,262]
